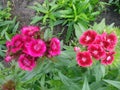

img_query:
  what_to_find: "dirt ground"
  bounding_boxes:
[96,6,120,27]
[2,0,120,28]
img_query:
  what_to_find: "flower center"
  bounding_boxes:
[15,40,21,47]
[106,56,111,61]
[82,57,86,62]
[34,44,41,51]
[86,36,91,41]
[23,59,31,66]
[93,50,98,55]
[107,39,111,42]
[52,43,57,50]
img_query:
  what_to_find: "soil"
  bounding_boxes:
[96,6,120,27]
[2,0,44,27]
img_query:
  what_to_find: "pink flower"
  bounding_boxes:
[48,37,61,57]
[102,32,118,51]
[79,30,97,46]
[27,39,46,57]
[101,51,115,65]
[5,55,12,62]
[18,54,36,71]
[6,41,12,53]
[21,26,40,37]
[93,34,104,47]
[6,41,11,49]
[22,36,33,53]
[88,44,105,60]
[74,47,80,53]
[76,51,93,67]
[11,34,23,53]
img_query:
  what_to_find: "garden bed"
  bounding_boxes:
[0,0,120,90]
[2,0,120,27]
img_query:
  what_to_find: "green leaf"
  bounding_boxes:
[30,16,43,24]
[74,22,86,39]
[1,25,9,38]
[12,22,19,33]
[96,87,108,90]
[0,40,6,44]
[56,9,72,17]
[58,72,80,90]
[43,14,48,24]
[29,3,47,13]
[90,81,104,90]
[5,32,11,40]
[53,20,64,26]
[0,50,5,57]
[82,77,90,90]
[93,64,105,81]
[91,11,100,16]
[0,21,13,26]
[92,19,106,33]
[50,4,58,11]
[44,28,52,41]
[65,22,74,43]
[103,79,120,89]
[39,74,45,89]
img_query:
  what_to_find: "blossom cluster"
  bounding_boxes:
[5,26,61,71]
[74,30,118,67]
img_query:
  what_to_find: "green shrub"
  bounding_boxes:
[0,1,11,21]
[30,0,105,43]
[0,1,19,57]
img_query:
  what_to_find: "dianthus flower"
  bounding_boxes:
[101,51,115,65]
[11,34,23,53]
[79,30,97,46]
[18,54,36,71]
[27,39,46,57]
[88,44,105,60]
[48,37,61,57]
[21,26,40,37]
[76,51,93,67]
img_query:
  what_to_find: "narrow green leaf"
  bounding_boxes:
[1,25,9,38]
[65,22,73,43]
[91,11,100,16]
[96,87,108,90]
[44,28,52,41]
[92,19,106,33]
[13,22,19,33]
[58,72,80,90]
[5,32,11,40]
[30,16,43,24]
[29,3,47,13]
[0,21,13,26]
[53,20,64,26]
[0,40,6,44]
[82,77,90,90]
[103,79,120,89]
[74,23,86,39]
[43,14,48,24]
[93,64,105,81]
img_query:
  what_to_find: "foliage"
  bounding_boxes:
[30,0,105,43]
[0,1,19,57]
[0,19,120,90]
[0,1,11,21]
[109,0,120,14]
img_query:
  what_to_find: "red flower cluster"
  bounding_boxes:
[75,30,117,67]
[5,26,61,71]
